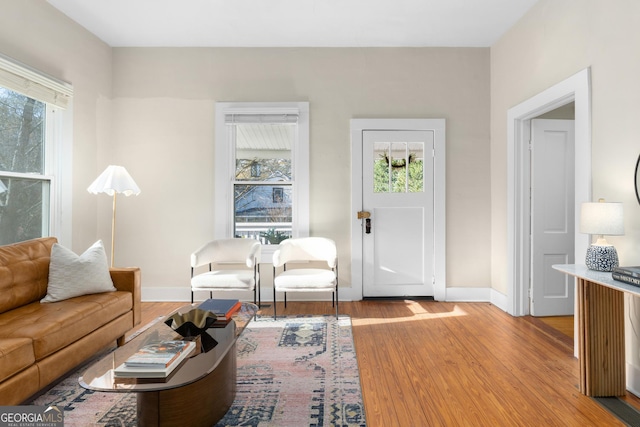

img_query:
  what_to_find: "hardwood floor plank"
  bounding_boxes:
[136,300,628,426]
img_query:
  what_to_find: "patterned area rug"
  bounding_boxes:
[28,315,366,427]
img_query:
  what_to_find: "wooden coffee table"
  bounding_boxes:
[79,302,257,427]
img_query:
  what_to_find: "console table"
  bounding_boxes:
[553,264,640,397]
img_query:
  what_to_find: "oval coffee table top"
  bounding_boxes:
[79,302,258,392]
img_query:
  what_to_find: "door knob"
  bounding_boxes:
[357,211,371,219]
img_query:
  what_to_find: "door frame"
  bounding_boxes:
[349,118,446,301]
[506,68,591,316]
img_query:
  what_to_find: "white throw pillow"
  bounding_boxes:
[41,240,116,303]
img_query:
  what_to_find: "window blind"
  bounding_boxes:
[0,53,73,110]
[225,113,298,125]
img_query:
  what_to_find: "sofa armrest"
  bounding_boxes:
[109,267,141,327]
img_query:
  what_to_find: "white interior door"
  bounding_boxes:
[530,119,575,316]
[362,130,434,297]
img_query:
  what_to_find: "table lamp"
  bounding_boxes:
[87,165,141,267]
[579,199,624,271]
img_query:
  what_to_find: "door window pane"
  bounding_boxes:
[373,142,390,193]
[373,141,424,193]
[407,142,424,193]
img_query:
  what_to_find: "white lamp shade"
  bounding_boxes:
[87,165,141,197]
[579,201,624,236]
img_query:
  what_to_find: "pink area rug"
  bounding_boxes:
[28,315,366,427]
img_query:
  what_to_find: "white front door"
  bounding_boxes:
[362,130,434,297]
[530,119,575,316]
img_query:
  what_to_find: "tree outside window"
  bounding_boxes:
[0,87,49,244]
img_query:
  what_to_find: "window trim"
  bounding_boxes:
[215,102,309,258]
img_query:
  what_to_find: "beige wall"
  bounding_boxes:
[111,47,491,292]
[0,1,112,251]
[0,2,493,297]
[491,0,640,295]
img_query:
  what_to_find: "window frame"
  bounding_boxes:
[214,101,309,258]
[0,54,73,245]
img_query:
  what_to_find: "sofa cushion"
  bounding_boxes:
[0,291,132,360]
[0,338,34,383]
[0,237,57,314]
[41,240,115,303]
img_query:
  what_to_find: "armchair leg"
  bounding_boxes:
[255,264,261,307]
[273,266,277,319]
[191,291,194,304]
[284,292,287,308]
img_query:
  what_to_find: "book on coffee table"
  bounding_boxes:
[198,298,242,321]
[114,340,196,378]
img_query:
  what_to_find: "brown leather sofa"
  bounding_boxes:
[0,237,141,405]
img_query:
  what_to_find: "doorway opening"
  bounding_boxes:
[506,68,591,318]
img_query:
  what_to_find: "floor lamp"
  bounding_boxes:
[88,165,141,267]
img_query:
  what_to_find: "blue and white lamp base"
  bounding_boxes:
[585,244,619,272]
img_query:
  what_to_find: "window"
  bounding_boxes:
[215,102,309,251]
[0,54,72,245]
[373,141,424,193]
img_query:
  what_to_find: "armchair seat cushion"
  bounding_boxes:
[191,270,255,289]
[274,269,336,290]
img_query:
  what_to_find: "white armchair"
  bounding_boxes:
[272,237,338,319]
[190,238,261,305]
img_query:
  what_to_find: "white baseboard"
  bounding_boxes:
[490,289,509,312]
[445,287,491,302]
[142,287,191,302]
[143,285,506,310]
[142,286,343,303]
[627,363,640,397]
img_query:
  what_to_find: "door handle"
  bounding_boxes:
[358,211,372,234]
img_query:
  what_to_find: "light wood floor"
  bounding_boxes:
[136,301,636,426]
[539,315,574,339]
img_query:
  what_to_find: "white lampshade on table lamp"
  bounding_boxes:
[580,199,624,272]
[88,165,141,267]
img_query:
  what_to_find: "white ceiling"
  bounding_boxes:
[47,0,539,48]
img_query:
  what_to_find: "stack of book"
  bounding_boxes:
[611,266,640,287]
[114,339,196,378]
[198,298,242,326]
